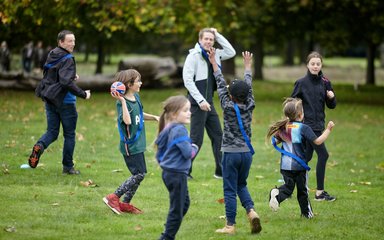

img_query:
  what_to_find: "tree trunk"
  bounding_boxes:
[252,40,264,80]
[95,40,104,74]
[366,43,376,85]
[221,58,235,76]
[284,40,295,66]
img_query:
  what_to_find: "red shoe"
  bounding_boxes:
[103,194,122,215]
[119,202,143,214]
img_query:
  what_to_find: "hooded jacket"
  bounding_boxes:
[291,70,337,131]
[155,123,198,174]
[35,46,86,107]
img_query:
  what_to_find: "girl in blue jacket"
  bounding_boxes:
[156,95,198,240]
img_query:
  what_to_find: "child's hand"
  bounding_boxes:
[327,90,335,99]
[327,121,335,131]
[242,51,253,71]
[207,47,216,65]
[111,91,125,101]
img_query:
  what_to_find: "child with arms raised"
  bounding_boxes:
[208,48,261,235]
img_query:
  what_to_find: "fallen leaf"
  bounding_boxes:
[85,163,92,168]
[217,198,224,204]
[134,225,142,231]
[112,169,123,173]
[255,175,264,179]
[328,161,338,167]
[4,226,16,233]
[51,203,60,206]
[358,181,371,185]
[77,133,84,141]
[350,190,358,193]
[350,169,355,173]
[219,215,226,220]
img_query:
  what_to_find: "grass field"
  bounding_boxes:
[1,80,384,239]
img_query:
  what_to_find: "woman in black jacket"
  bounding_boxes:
[291,51,337,201]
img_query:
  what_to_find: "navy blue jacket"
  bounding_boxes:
[35,47,86,107]
[291,70,336,131]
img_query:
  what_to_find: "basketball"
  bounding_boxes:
[110,81,126,95]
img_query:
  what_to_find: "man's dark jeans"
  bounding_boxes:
[37,102,78,169]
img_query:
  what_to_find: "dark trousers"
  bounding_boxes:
[277,170,313,217]
[222,152,254,225]
[160,170,190,240]
[37,102,78,169]
[189,103,222,176]
[305,130,329,190]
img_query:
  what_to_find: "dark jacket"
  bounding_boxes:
[291,70,336,131]
[35,47,86,107]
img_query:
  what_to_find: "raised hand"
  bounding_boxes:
[242,51,253,71]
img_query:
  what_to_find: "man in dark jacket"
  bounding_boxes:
[28,30,91,174]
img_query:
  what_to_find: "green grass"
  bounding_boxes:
[1,81,384,239]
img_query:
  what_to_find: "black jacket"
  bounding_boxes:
[35,47,86,107]
[291,70,336,131]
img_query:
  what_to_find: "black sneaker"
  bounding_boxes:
[314,191,336,201]
[63,167,81,175]
[28,143,44,168]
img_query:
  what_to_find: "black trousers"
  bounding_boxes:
[189,103,223,176]
[277,170,313,217]
[160,170,190,240]
[305,130,329,190]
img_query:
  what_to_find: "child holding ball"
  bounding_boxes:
[103,69,159,215]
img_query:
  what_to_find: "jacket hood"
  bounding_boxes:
[46,47,71,64]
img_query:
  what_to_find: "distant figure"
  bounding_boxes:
[0,41,11,72]
[33,41,45,71]
[21,41,34,73]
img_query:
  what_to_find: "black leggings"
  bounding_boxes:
[305,131,329,190]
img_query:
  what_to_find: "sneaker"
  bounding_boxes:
[247,209,262,234]
[103,193,122,215]
[62,167,81,175]
[28,143,43,168]
[215,224,235,234]
[269,188,280,211]
[119,202,143,214]
[314,191,336,202]
[213,174,223,179]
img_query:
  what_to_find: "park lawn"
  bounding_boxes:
[0,81,383,240]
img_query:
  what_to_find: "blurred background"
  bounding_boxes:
[1,0,384,89]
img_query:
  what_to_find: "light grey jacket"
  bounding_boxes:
[182,32,236,105]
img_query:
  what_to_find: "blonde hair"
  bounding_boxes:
[114,69,141,89]
[158,95,189,134]
[266,98,303,141]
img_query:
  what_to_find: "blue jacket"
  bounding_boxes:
[155,123,198,174]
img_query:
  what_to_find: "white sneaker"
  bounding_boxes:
[269,188,279,211]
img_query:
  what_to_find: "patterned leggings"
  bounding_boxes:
[115,173,145,203]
